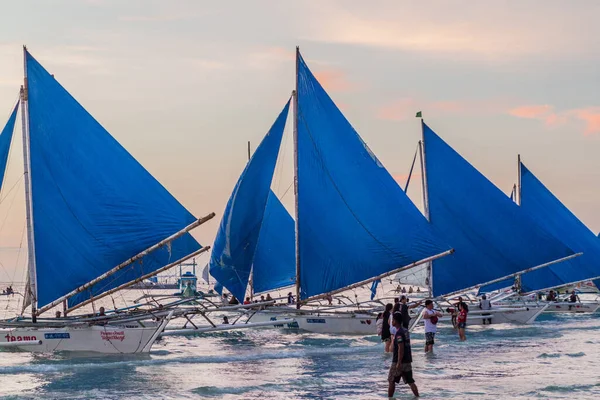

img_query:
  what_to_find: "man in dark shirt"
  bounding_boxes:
[388,313,419,397]
[399,295,421,329]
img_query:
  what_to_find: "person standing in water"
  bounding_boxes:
[457,302,468,341]
[479,295,492,325]
[381,303,393,352]
[388,313,419,398]
[422,300,442,353]
[399,295,421,329]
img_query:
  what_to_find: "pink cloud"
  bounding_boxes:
[313,68,355,93]
[568,107,600,136]
[508,105,553,119]
[508,104,600,136]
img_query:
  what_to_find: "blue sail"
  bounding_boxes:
[209,101,290,302]
[296,53,451,300]
[484,163,600,293]
[0,102,19,193]
[25,51,201,308]
[252,191,296,294]
[423,122,575,297]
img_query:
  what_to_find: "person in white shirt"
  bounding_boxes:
[422,299,442,353]
[479,295,492,325]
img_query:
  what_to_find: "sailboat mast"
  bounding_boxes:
[293,46,301,306]
[20,46,38,321]
[517,154,522,206]
[247,140,254,299]
[419,119,434,297]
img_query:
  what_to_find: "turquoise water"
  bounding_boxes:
[1,312,600,399]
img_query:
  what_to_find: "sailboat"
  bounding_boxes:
[0,47,214,353]
[480,158,600,313]
[409,121,583,326]
[210,48,454,335]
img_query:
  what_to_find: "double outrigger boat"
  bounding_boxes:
[0,47,219,353]
[206,48,589,334]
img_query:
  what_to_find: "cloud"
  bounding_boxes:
[508,104,600,136]
[567,107,600,136]
[301,2,600,62]
[508,105,553,120]
[312,68,355,93]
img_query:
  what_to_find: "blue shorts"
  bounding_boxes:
[458,322,466,329]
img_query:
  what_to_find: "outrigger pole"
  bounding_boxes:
[441,252,583,299]
[303,248,454,304]
[36,212,215,316]
[67,246,212,314]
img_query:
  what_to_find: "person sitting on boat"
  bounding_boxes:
[222,316,229,324]
[568,290,580,303]
[546,290,557,302]
[287,292,295,304]
[325,294,333,305]
[401,287,407,294]
[221,293,229,305]
[244,297,252,305]
[229,296,239,305]
[479,295,492,325]
[388,313,419,398]
[266,293,273,302]
[416,287,421,293]
[55,311,61,318]
[408,286,414,294]
[422,300,442,353]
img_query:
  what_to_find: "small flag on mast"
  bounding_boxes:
[415,111,422,118]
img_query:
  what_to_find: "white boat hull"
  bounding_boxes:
[0,323,164,353]
[294,314,377,335]
[246,311,377,335]
[410,305,547,330]
[543,302,600,313]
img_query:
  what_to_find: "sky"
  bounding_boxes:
[1,0,600,282]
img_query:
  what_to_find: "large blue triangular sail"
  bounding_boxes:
[252,191,296,294]
[209,100,290,302]
[25,51,201,308]
[422,122,575,297]
[482,162,600,293]
[0,102,19,193]
[296,53,451,300]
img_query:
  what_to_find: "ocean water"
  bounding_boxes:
[1,293,600,399]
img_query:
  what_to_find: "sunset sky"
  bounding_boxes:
[1,0,600,282]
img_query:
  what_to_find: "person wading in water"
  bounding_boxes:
[388,313,419,398]
[422,300,442,353]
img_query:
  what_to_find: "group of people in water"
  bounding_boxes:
[377,293,495,397]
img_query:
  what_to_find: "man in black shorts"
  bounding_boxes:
[388,313,419,397]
